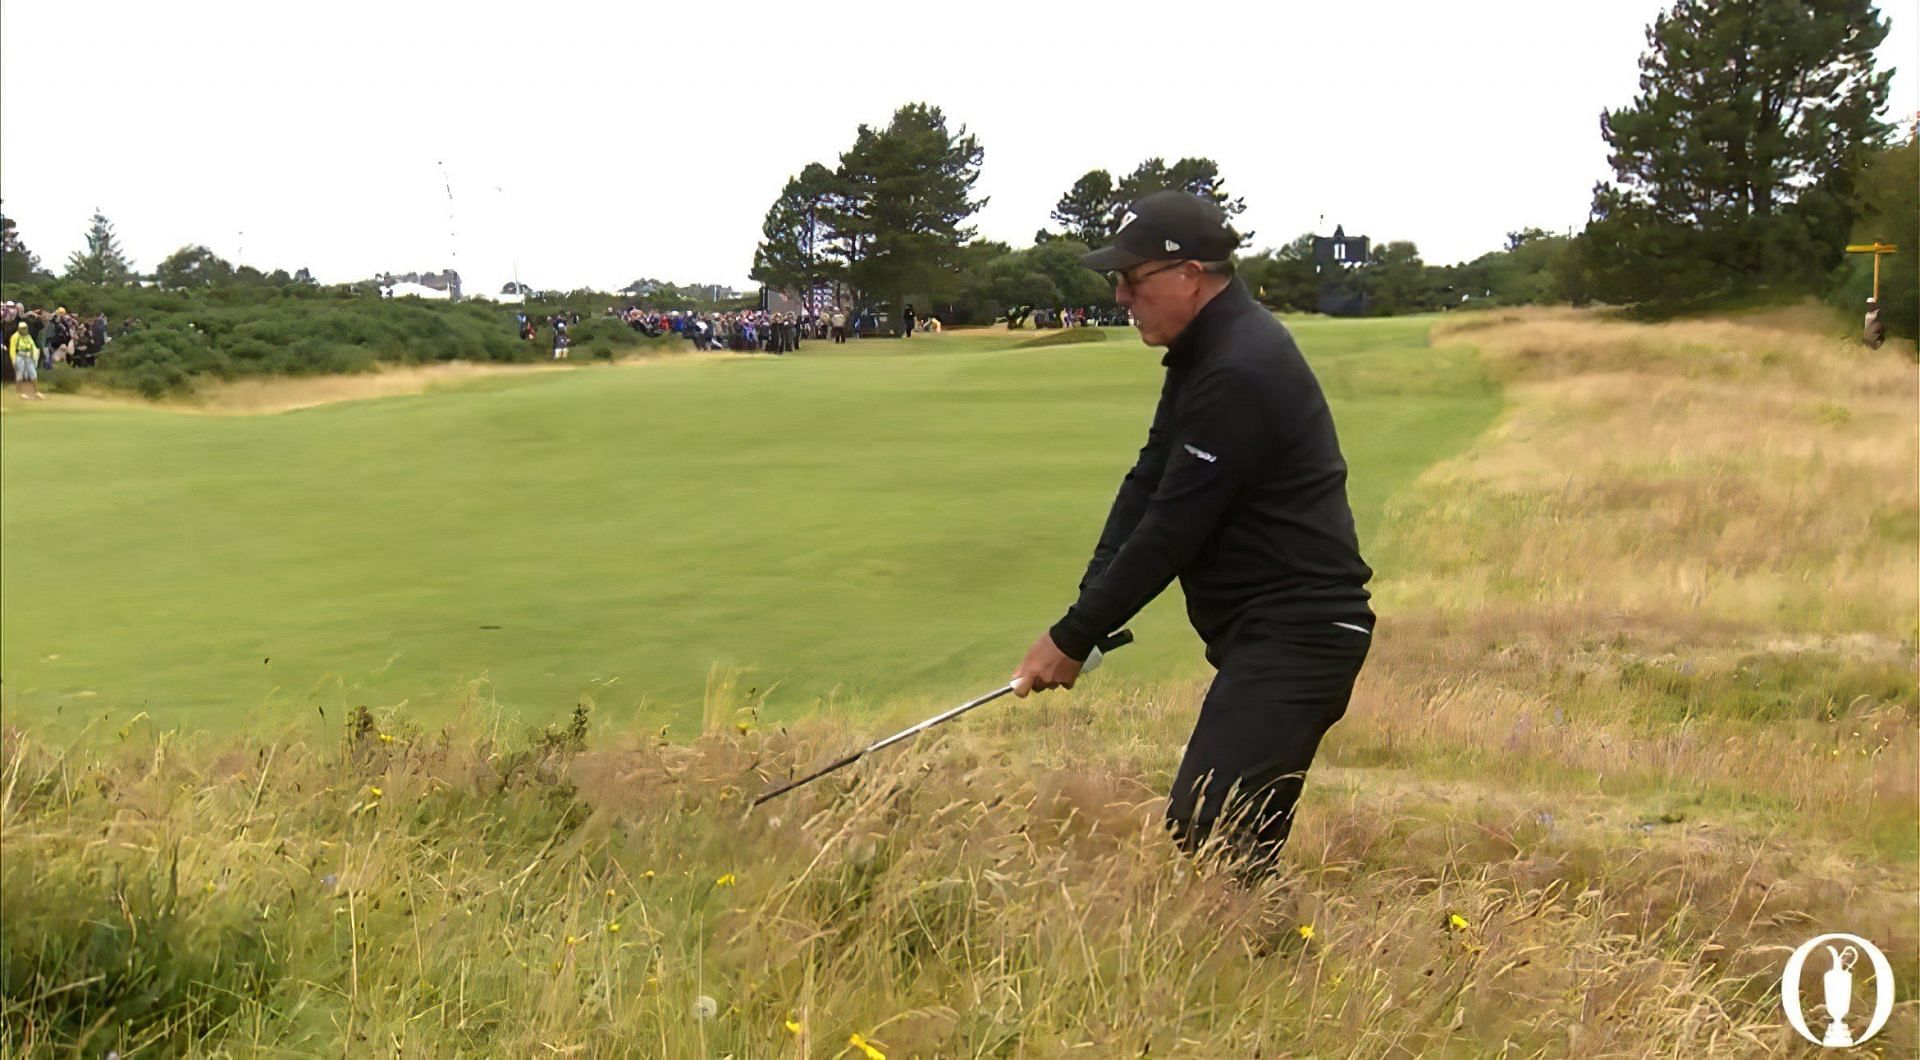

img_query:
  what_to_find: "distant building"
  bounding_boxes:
[1311,225,1370,316]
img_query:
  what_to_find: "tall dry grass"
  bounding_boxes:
[4,689,1911,1058]
[1399,305,1918,636]
[4,306,1915,1057]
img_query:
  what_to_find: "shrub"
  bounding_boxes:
[3,284,671,394]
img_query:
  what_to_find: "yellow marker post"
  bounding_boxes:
[1844,242,1899,302]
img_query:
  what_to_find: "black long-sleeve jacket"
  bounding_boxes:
[1048,278,1374,661]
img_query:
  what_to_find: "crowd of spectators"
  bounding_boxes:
[588,304,953,353]
[2,301,136,393]
[1024,305,1130,328]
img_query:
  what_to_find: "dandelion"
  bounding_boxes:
[566,935,580,946]
[642,870,656,880]
[1448,913,1470,931]
[368,786,383,798]
[848,1032,886,1059]
[735,721,752,734]
[1297,924,1315,941]
[715,873,737,887]
[785,1018,804,1035]
[608,922,621,934]
[378,733,394,744]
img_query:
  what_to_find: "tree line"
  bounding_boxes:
[5,1,1908,336]
[752,0,1910,332]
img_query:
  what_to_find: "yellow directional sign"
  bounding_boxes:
[1844,243,1900,301]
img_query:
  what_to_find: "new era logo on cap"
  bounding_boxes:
[1079,189,1238,273]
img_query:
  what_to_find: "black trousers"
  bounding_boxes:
[1166,617,1370,873]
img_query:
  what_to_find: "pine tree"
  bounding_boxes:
[1044,158,1251,248]
[837,103,986,304]
[1,210,43,286]
[1584,0,1892,302]
[749,162,852,301]
[64,210,136,285]
[1113,158,1251,245]
[751,106,985,308]
[1050,170,1115,246]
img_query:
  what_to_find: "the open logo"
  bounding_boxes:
[1781,933,1894,1047]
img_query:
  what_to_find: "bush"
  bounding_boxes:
[9,283,669,394]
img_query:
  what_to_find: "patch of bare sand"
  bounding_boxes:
[10,350,757,417]
[187,361,566,414]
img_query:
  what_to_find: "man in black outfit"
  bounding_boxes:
[1011,190,1375,876]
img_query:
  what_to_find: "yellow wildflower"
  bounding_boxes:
[735,721,752,734]
[1448,913,1470,931]
[566,935,580,946]
[367,786,383,798]
[606,888,617,899]
[1297,924,1315,941]
[642,870,656,880]
[848,1033,886,1060]
[715,873,737,887]
[378,733,394,744]
[608,922,621,934]
[785,1018,804,1035]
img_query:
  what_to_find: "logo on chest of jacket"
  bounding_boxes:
[1183,444,1217,463]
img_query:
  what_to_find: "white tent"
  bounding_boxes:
[380,281,451,300]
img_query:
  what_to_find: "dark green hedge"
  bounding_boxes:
[8,281,674,397]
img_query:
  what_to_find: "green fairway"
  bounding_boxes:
[1,319,1497,736]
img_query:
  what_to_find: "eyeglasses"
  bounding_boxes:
[1107,260,1187,289]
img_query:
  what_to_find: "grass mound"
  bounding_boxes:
[1013,328,1111,349]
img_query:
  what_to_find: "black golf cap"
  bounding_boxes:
[1080,189,1239,272]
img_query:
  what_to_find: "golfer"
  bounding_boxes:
[1011,190,1375,874]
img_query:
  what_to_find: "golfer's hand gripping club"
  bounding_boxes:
[1011,625,1132,698]
[751,629,1132,808]
[1010,628,1133,696]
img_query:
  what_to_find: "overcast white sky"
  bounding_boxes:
[2,0,1913,296]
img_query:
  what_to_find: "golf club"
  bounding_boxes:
[751,629,1134,807]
